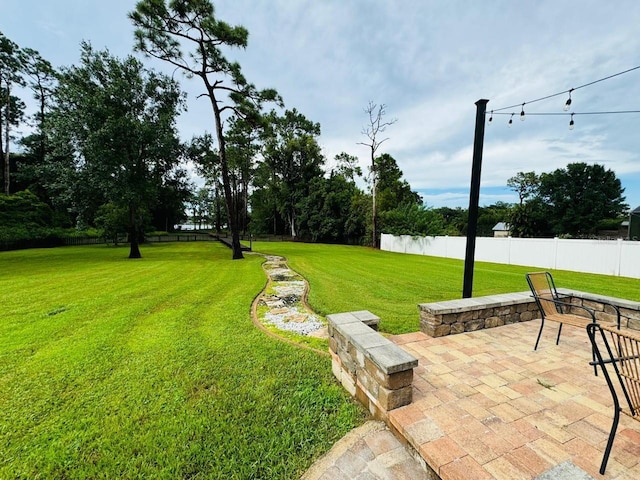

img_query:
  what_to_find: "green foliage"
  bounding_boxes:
[94,202,129,243]
[375,153,421,211]
[539,162,627,236]
[149,171,190,232]
[596,217,624,231]
[186,134,226,233]
[508,163,627,237]
[252,109,324,238]
[130,0,283,259]
[509,198,552,237]
[378,202,445,237]
[476,202,513,237]
[0,242,364,478]
[1,31,54,195]
[507,171,539,205]
[297,174,363,243]
[333,152,362,181]
[345,189,371,245]
[433,206,467,235]
[48,43,184,257]
[0,190,60,247]
[0,190,53,227]
[0,191,104,248]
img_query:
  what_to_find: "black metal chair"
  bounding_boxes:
[587,323,640,474]
[526,272,598,350]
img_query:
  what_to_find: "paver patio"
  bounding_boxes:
[388,321,640,479]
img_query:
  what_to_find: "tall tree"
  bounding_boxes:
[538,162,626,236]
[226,116,260,235]
[257,109,324,239]
[130,0,280,259]
[296,153,364,244]
[374,153,421,213]
[187,133,226,234]
[507,171,539,206]
[333,152,362,182]
[21,48,57,164]
[151,167,191,232]
[0,32,26,194]
[509,197,551,238]
[48,43,184,258]
[358,101,396,248]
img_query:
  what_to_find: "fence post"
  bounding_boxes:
[616,238,623,277]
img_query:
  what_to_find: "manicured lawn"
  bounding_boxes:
[0,243,364,479]
[253,242,640,334]
[4,240,638,478]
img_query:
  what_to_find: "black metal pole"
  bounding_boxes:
[463,99,489,298]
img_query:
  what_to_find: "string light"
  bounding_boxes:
[488,110,640,116]
[563,89,573,111]
[482,65,640,130]
[487,110,640,130]
[489,64,640,114]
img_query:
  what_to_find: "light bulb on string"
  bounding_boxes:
[488,110,493,124]
[569,113,575,130]
[520,103,526,121]
[508,113,514,127]
[563,89,573,111]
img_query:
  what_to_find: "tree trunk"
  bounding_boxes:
[289,211,296,238]
[273,205,277,235]
[3,83,10,195]
[210,90,243,259]
[215,187,222,235]
[128,203,142,259]
[371,149,377,248]
[38,83,46,164]
[242,179,249,236]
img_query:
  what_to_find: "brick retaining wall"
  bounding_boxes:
[419,292,540,338]
[419,290,640,338]
[327,311,418,420]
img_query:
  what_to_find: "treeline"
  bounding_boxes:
[1,5,448,256]
[187,112,444,246]
[1,1,629,257]
[507,164,627,238]
[1,36,190,256]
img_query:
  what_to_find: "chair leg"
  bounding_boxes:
[600,406,621,474]
[587,324,621,475]
[534,318,545,350]
[555,323,563,345]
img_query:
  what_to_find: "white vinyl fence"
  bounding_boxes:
[380,233,640,279]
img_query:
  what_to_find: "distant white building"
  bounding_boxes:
[492,222,510,238]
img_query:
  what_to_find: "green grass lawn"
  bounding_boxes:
[253,242,640,334]
[3,240,639,478]
[0,243,365,479]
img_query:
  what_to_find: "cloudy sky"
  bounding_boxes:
[4,0,640,208]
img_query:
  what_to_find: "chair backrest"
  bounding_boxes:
[526,271,562,319]
[603,325,640,417]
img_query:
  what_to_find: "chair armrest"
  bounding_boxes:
[537,296,597,321]
[595,301,622,329]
